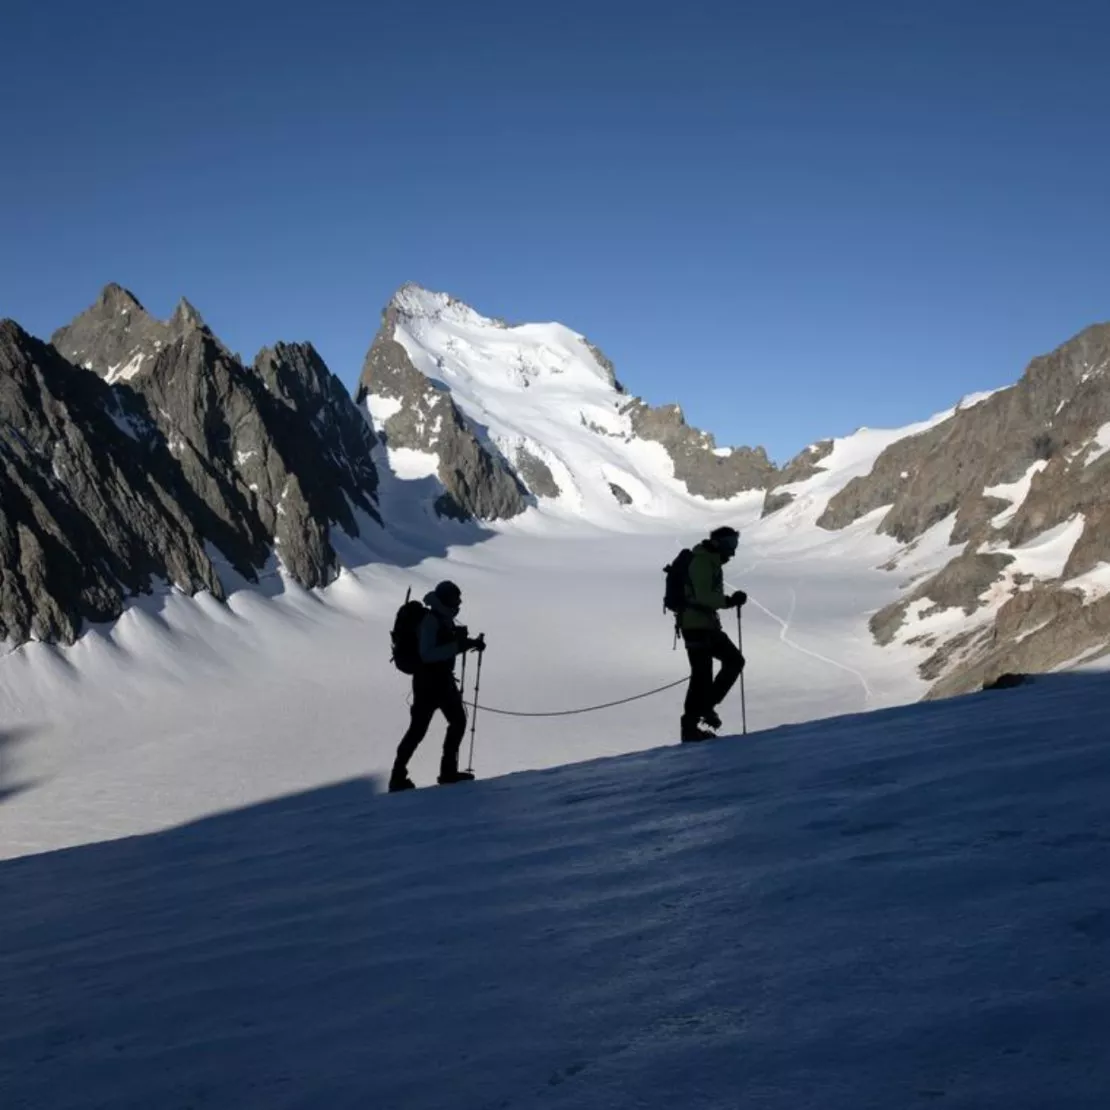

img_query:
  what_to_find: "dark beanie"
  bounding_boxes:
[434,580,462,606]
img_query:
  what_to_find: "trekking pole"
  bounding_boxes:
[737,607,748,736]
[465,636,485,773]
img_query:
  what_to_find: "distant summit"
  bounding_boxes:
[359,284,773,523]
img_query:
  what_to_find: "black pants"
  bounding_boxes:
[682,628,744,724]
[394,667,468,776]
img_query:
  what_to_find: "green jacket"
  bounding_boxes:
[679,542,731,632]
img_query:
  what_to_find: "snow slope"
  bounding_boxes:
[0,515,927,858]
[0,399,1013,859]
[379,286,751,524]
[2,672,1108,1109]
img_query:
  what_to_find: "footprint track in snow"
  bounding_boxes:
[726,565,876,708]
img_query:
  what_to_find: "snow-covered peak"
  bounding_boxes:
[388,284,616,392]
[388,283,497,329]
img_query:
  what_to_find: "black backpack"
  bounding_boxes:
[390,588,428,674]
[663,548,694,616]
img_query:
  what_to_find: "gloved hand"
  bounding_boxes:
[465,634,486,653]
[730,590,748,608]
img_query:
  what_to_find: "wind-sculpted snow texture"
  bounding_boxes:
[2,672,1108,1109]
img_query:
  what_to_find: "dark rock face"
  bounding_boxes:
[70,288,381,587]
[760,440,833,515]
[1,286,382,647]
[819,324,1110,546]
[513,446,561,499]
[608,482,632,506]
[815,321,1110,696]
[870,552,1014,646]
[52,284,215,382]
[0,321,222,644]
[356,306,529,521]
[121,332,379,586]
[924,587,1110,699]
[982,672,1031,690]
[776,439,834,486]
[583,339,619,390]
[761,491,796,517]
[253,342,380,534]
[620,398,775,498]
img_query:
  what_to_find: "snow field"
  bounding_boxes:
[0,521,931,858]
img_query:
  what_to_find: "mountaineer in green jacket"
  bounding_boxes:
[678,525,747,741]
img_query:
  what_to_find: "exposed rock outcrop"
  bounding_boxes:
[760,491,796,517]
[356,308,528,521]
[819,325,1110,547]
[0,321,222,644]
[70,288,379,583]
[776,439,834,487]
[814,322,1110,696]
[608,482,632,506]
[870,551,1015,646]
[760,439,835,515]
[1,285,383,647]
[513,445,561,499]
[52,284,217,383]
[621,398,775,499]
[925,587,1110,699]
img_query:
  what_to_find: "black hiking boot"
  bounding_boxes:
[437,769,476,785]
[388,769,416,793]
[680,718,715,743]
[701,708,722,731]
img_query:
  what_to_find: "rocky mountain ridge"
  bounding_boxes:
[4,281,1110,704]
[355,299,530,521]
[2,288,381,645]
[833,322,1110,697]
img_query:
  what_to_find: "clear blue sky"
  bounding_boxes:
[3,0,1110,463]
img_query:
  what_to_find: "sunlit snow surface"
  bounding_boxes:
[0,514,922,858]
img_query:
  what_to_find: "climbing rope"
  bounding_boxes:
[472,676,689,718]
